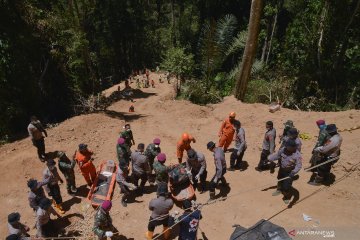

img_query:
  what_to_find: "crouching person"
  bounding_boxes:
[93,200,115,240]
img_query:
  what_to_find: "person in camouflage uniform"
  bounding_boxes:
[145,138,161,172]
[116,137,131,167]
[120,124,135,148]
[56,151,77,195]
[310,120,331,166]
[153,153,173,183]
[279,120,294,144]
[93,200,115,239]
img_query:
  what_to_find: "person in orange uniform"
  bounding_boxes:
[74,144,96,186]
[176,133,196,163]
[218,112,236,152]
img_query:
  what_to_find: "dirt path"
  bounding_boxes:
[1,73,360,239]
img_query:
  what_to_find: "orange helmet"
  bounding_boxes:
[229,112,236,118]
[182,133,189,141]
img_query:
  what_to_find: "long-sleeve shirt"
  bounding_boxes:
[262,128,276,153]
[149,196,174,220]
[186,152,206,175]
[74,150,94,171]
[8,222,29,237]
[218,118,235,137]
[213,147,226,179]
[234,128,247,153]
[42,167,61,193]
[116,168,133,188]
[314,128,331,149]
[268,148,302,175]
[116,144,131,165]
[36,207,57,237]
[93,208,112,238]
[131,151,150,175]
[178,210,202,240]
[281,136,302,152]
[58,152,76,176]
[27,120,46,140]
[177,135,195,159]
[28,181,48,210]
[317,134,342,158]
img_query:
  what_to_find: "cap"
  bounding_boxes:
[207,141,216,149]
[138,143,145,150]
[288,128,298,136]
[46,159,56,166]
[27,179,38,190]
[101,200,112,211]
[285,139,297,148]
[326,124,337,133]
[316,119,325,126]
[183,199,192,209]
[117,138,125,145]
[8,212,20,223]
[153,138,161,145]
[284,120,294,127]
[157,153,166,163]
[157,182,168,196]
[79,143,88,150]
[187,149,197,159]
[266,121,273,127]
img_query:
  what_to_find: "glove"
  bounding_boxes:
[195,174,200,181]
[129,184,137,190]
[236,150,241,157]
[105,231,113,237]
[213,177,218,183]
[314,147,322,152]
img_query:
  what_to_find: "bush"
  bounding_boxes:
[180,79,222,105]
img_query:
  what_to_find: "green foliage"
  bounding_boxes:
[160,47,195,79]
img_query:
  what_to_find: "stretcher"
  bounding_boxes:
[87,160,118,208]
[170,179,195,201]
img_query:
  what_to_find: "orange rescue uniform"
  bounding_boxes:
[74,150,96,186]
[218,118,235,151]
[176,135,196,162]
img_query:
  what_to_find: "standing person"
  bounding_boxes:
[229,120,247,171]
[93,200,115,240]
[116,137,131,167]
[153,153,172,184]
[186,149,207,193]
[280,128,302,152]
[27,179,48,211]
[145,138,162,172]
[279,120,294,144]
[268,139,302,204]
[116,162,137,207]
[166,72,171,84]
[309,124,342,186]
[207,141,227,200]
[7,212,30,238]
[27,116,48,161]
[131,143,151,194]
[178,200,202,240]
[218,112,237,152]
[146,68,150,81]
[145,183,174,240]
[177,133,196,163]
[35,198,61,238]
[57,151,77,195]
[310,119,331,167]
[151,79,155,88]
[43,159,65,214]
[74,143,97,186]
[256,121,276,172]
[120,124,135,149]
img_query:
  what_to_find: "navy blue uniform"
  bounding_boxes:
[178,210,201,240]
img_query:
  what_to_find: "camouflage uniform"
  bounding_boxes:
[57,152,76,193]
[310,128,331,166]
[145,143,161,171]
[120,130,134,148]
[153,161,170,183]
[93,208,113,240]
[116,144,131,167]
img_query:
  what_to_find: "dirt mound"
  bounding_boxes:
[1,73,360,239]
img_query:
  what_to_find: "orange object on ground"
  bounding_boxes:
[218,117,236,151]
[88,160,118,208]
[176,133,196,162]
[129,105,135,112]
[75,150,97,186]
[169,181,195,202]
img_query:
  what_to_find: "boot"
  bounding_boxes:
[272,190,281,196]
[162,226,171,240]
[145,231,153,240]
[55,203,65,214]
[308,175,323,186]
[70,186,77,193]
[121,198,127,207]
[209,191,216,200]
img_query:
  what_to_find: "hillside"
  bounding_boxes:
[1,73,360,239]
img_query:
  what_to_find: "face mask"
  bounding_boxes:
[154,145,159,148]
[127,129,131,132]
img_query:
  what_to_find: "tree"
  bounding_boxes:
[234,0,264,100]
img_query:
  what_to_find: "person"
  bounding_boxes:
[7,212,30,238]
[43,159,65,214]
[151,79,155,88]
[36,198,61,237]
[177,133,196,163]
[256,121,276,172]
[116,161,137,207]
[178,200,202,240]
[93,200,115,240]
[186,149,207,193]
[27,116,48,161]
[229,120,247,171]
[153,153,172,183]
[120,124,135,148]
[166,72,171,84]
[279,120,294,144]
[218,112,236,152]
[280,128,302,152]
[27,178,48,211]
[129,105,135,112]
[309,124,342,186]
[146,68,150,81]
[57,151,77,195]
[6,235,21,240]
[207,141,227,200]
[74,143,97,186]
[309,119,331,167]
[125,79,130,88]
[116,137,131,167]
[131,143,151,194]
[136,78,141,88]
[268,139,302,204]
[145,138,162,172]
[145,183,174,240]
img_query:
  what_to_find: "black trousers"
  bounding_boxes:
[191,169,207,190]
[48,184,62,204]
[277,169,293,192]
[132,172,148,188]
[257,149,270,169]
[32,138,45,159]
[148,216,169,231]
[119,183,131,200]
[230,149,245,168]
[317,156,333,178]
[209,168,227,192]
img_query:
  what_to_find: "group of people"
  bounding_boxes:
[6,110,342,239]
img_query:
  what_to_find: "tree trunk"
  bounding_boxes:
[260,21,270,63]
[235,0,264,100]
[265,10,278,65]
[317,0,329,75]
[171,0,176,46]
